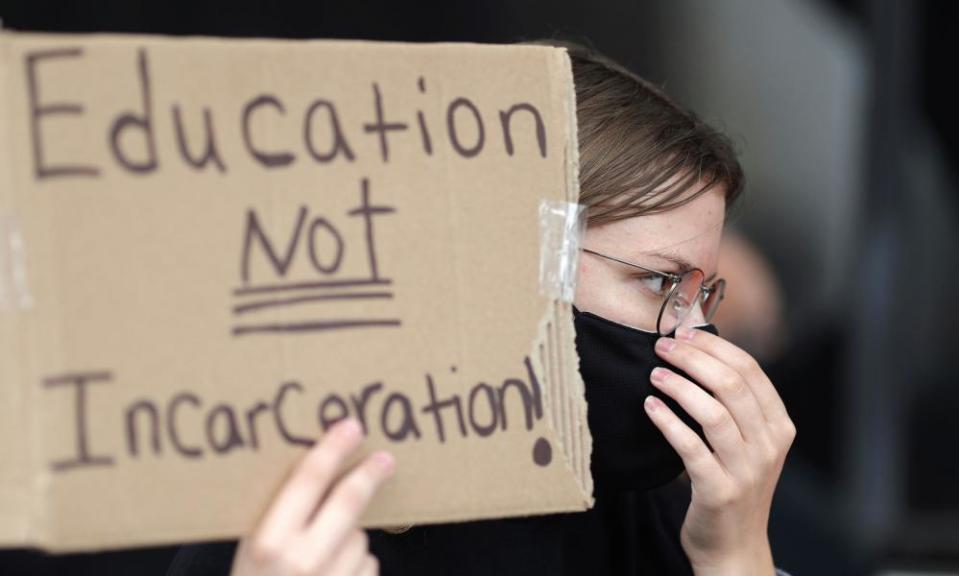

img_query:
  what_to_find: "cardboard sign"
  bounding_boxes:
[0,32,592,551]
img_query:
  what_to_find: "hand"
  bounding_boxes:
[231,418,396,576]
[643,326,796,576]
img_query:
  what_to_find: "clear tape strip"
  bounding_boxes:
[0,214,33,310]
[538,200,586,303]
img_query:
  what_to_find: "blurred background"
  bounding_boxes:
[1,0,956,574]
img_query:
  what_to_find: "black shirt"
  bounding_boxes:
[166,478,694,576]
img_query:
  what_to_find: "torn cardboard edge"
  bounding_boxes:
[0,31,593,551]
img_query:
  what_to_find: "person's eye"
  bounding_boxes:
[636,274,669,297]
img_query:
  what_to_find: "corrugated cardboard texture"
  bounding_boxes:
[0,32,592,551]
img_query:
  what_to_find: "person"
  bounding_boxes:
[167,41,796,576]
[711,230,787,363]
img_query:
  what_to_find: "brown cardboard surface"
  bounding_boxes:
[0,31,592,551]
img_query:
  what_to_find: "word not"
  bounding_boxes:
[232,177,400,336]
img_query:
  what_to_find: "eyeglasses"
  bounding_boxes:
[580,247,726,335]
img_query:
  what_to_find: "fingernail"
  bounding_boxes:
[676,326,695,341]
[650,367,668,384]
[644,395,662,413]
[656,337,676,353]
[373,451,396,474]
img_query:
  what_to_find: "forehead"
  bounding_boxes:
[583,187,726,276]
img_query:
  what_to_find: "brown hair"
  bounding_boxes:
[540,40,745,225]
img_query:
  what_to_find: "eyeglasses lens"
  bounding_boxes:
[659,269,705,334]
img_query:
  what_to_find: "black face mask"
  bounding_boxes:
[573,306,719,492]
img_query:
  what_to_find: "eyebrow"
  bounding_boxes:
[642,250,718,283]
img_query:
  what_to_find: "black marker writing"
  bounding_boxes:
[43,371,115,471]
[110,48,158,174]
[43,355,552,471]
[24,47,551,181]
[25,48,100,179]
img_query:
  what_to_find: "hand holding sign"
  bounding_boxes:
[231,419,393,576]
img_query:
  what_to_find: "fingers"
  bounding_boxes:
[233,419,394,576]
[643,395,726,483]
[303,450,396,561]
[649,366,747,474]
[675,326,791,427]
[652,328,796,492]
[655,333,768,443]
[257,419,365,545]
